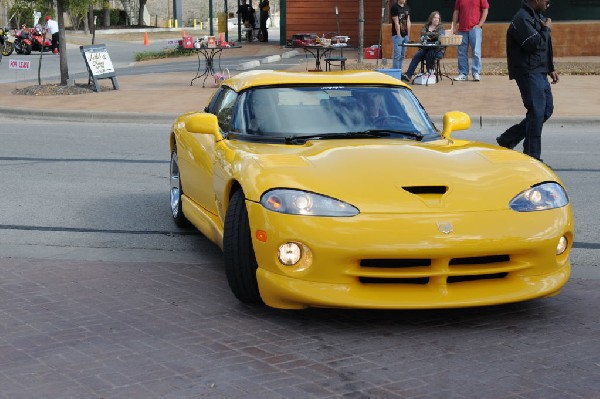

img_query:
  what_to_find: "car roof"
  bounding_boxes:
[222,70,411,92]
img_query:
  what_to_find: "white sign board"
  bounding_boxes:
[9,59,31,70]
[80,44,119,92]
[83,48,115,76]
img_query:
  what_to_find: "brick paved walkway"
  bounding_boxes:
[1,256,598,398]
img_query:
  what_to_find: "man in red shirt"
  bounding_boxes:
[452,0,489,81]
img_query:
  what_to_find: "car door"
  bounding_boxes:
[179,88,238,216]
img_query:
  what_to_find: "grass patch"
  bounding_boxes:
[135,48,196,62]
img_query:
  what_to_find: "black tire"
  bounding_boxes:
[223,190,262,304]
[169,149,190,227]
[23,44,31,55]
[2,42,13,56]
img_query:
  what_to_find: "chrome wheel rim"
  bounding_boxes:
[170,152,181,217]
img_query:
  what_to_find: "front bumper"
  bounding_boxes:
[246,201,573,309]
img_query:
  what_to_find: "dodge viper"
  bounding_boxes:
[169,70,573,309]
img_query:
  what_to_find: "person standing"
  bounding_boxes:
[237,0,255,41]
[391,0,411,72]
[259,0,270,42]
[452,0,489,81]
[496,0,558,163]
[45,15,59,54]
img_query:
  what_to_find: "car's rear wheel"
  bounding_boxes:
[170,149,190,227]
[223,189,262,304]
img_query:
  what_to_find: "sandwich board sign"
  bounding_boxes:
[80,44,119,92]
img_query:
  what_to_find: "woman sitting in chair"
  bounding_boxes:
[402,11,445,83]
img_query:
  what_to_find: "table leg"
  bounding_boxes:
[202,49,223,88]
[315,48,322,70]
[191,50,210,86]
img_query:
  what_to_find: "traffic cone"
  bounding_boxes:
[143,32,149,46]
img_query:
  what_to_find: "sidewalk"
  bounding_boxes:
[0,43,598,125]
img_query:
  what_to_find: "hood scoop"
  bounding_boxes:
[402,186,448,207]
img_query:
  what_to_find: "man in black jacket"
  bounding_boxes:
[259,0,270,42]
[496,0,558,163]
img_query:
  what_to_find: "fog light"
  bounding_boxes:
[556,236,568,255]
[278,242,302,266]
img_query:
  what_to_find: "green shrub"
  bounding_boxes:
[135,48,196,62]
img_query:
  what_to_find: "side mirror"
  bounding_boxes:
[185,112,220,136]
[441,111,471,139]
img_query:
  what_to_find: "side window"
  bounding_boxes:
[212,87,238,133]
[206,87,225,113]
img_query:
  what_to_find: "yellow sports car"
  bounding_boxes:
[169,70,573,310]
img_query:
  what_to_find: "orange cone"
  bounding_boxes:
[143,32,149,46]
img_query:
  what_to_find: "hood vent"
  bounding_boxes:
[402,186,447,195]
[402,186,448,207]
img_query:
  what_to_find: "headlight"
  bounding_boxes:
[261,189,359,216]
[509,182,569,212]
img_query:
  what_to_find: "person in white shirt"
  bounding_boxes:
[45,15,59,54]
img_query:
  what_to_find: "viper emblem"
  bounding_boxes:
[437,222,453,234]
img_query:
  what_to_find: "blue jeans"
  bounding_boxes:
[497,73,554,160]
[405,48,444,78]
[392,35,409,71]
[457,27,482,75]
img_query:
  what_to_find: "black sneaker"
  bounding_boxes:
[401,74,410,83]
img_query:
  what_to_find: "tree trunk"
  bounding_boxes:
[57,0,69,85]
[103,1,110,28]
[139,0,148,26]
[358,0,364,62]
[89,4,95,34]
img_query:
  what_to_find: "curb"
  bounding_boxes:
[0,106,177,124]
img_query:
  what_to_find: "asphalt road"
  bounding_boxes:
[0,29,291,85]
[1,120,599,398]
[1,120,598,276]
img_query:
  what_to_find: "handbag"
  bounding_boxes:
[213,68,230,87]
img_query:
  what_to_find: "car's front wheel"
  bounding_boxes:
[223,189,263,304]
[170,149,189,227]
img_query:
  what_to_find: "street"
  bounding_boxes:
[0,28,289,85]
[0,119,598,398]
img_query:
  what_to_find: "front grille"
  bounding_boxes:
[359,277,430,285]
[361,259,431,268]
[447,272,508,284]
[449,255,510,266]
[356,255,512,286]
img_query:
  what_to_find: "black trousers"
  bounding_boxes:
[51,32,59,51]
[259,13,268,42]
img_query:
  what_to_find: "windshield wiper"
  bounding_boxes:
[284,131,390,144]
[360,129,426,140]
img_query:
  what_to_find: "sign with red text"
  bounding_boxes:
[8,59,31,70]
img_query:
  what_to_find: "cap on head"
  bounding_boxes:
[45,16,51,21]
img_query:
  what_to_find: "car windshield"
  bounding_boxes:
[233,85,439,141]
